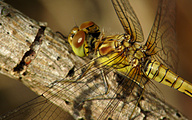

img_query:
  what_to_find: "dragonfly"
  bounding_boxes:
[0,0,191,119]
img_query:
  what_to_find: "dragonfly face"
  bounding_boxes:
[68,21,100,57]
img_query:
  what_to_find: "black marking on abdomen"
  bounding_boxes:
[143,59,151,73]
[159,68,169,83]
[185,90,192,96]
[165,79,172,84]
[171,76,179,88]
[176,79,183,90]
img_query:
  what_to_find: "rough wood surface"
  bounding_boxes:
[0,1,188,120]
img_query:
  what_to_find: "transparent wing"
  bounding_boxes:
[0,57,141,119]
[145,0,177,72]
[0,54,185,120]
[97,66,147,119]
[0,59,112,119]
[0,53,146,119]
[111,0,144,42]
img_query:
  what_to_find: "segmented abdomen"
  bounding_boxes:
[144,59,192,97]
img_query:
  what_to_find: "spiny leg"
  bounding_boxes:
[48,61,95,88]
[129,87,145,119]
[83,69,111,101]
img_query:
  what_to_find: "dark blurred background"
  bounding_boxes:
[0,0,192,119]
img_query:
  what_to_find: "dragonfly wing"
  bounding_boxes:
[95,65,185,119]
[97,66,147,119]
[0,95,73,120]
[0,58,144,119]
[1,54,187,120]
[145,0,178,72]
[111,0,144,42]
[0,59,111,119]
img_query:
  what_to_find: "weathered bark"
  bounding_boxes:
[0,1,188,120]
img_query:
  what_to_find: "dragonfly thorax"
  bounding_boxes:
[95,33,147,75]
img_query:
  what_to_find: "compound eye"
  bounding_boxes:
[72,30,85,48]
[68,26,79,44]
[79,21,94,30]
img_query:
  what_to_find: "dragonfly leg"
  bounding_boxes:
[100,69,110,95]
[55,31,67,39]
[81,69,111,102]
[48,61,95,88]
[129,87,145,119]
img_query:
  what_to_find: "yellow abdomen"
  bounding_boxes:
[144,59,192,97]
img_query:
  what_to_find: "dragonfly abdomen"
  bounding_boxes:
[144,59,192,97]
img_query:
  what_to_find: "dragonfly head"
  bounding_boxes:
[68,21,100,57]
